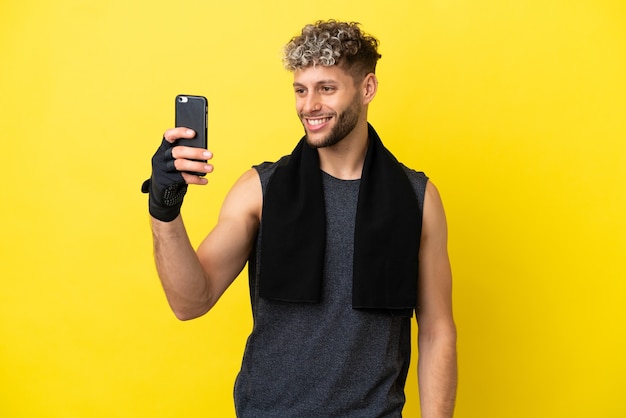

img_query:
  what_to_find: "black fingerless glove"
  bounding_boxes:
[141,138,188,222]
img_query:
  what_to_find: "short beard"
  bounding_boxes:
[303,93,361,149]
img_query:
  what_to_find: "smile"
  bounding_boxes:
[306,117,332,126]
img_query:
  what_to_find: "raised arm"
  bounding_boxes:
[416,181,458,417]
[146,128,261,320]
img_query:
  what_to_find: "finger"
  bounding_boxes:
[174,159,214,175]
[182,172,209,185]
[163,127,196,144]
[171,146,212,161]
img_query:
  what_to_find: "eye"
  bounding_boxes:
[321,86,336,93]
[294,87,306,95]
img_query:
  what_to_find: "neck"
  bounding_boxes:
[318,121,369,180]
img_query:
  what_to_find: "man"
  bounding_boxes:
[143,20,457,417]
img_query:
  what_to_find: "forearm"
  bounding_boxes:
[151,215,212,320]
[418,326,458,418]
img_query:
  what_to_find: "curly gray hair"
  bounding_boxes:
[283,20,381,81]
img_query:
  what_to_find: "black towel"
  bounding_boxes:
[259,124,421,316]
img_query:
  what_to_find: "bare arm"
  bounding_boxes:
[416,181,458,417]
[149,128,261,320]
[152,168,261,320]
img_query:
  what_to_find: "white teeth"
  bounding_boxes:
[308,118,330,126]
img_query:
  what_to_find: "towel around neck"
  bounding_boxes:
[259,124,422,317]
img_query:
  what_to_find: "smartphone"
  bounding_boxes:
[175,94,208,175]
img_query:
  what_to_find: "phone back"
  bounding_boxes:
[175,95,207,149]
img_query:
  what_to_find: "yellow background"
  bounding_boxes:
[1,0,625,416]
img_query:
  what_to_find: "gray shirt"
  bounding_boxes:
[234,161,427,418]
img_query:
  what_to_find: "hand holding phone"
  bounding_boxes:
[140,95,209,220]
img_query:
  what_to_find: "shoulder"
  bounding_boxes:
[421,180,448,242]
[220,168,263,223]
[400,164,429,188]
[424,181,444,214]
[223,155,292,218]
[253,160,280,184]
[253,155,291,194]
[399,163,429,212]
[397,162,446,239]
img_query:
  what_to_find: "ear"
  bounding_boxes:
[362,73,378,105]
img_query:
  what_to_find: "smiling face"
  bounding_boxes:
[293,65,367,149]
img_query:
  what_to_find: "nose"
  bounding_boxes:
[302,92,321,114]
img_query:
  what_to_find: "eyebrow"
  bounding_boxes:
[293,80,340,88]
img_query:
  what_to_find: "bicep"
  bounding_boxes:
[196,169,262,302]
